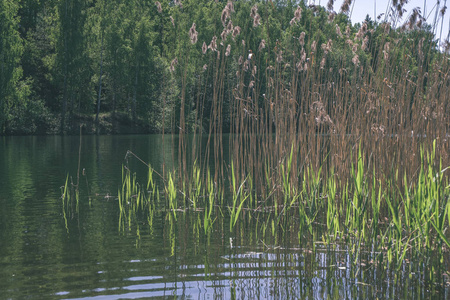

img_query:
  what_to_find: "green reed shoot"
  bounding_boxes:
[147,164,154,191]
[229,172,250,232]
[190,160,202,210]
[371,174,382,244]
[61,174,71,233]
[115,138,449,272]
[326,169,339,243]
[166,172,177,220]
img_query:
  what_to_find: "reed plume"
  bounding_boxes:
[170,58,178,72]
[299,32,305,46]
[221,6,229,27]
[259,39,266,51]
[189,23,198,44]
[155,1,162,13]
[340,0,352,14]
[336,24,342,37]
[328,12,336,23]
[290,6,302,25]
[208,36,217,52]
[327,0,335,11]
[251,4,261,27]
[232,26,241,40]
[225,44,231,57]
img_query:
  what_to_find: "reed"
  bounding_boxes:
[229,162,250,232]
[122,141,448,268]
[87,1,450,272]
[61,172,81,220]
[61,174,71,233]
[117,165,156,232]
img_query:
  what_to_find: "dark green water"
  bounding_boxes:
[0,135,448,299]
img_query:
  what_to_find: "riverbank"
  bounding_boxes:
[3,112,156,136]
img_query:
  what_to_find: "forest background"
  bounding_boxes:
[0,0,448,135]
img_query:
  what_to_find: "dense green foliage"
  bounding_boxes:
[0,0,448,134]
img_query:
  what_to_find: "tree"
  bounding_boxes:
[56,0,90,133]
[0,0,30,133]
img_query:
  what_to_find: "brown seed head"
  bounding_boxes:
[170,58,178,72]
[226,1,235,13]
[356,22,367,40]
[290,18,297,26]
[383,42,390,60]
[311,40,317,52]
[232,26,241,40]
[362,36,369,51]
[327,0,335,11]
[294,6,302,21]
[259,39,266,51]
[225,44,231,56]
[155,1,162,13]
[299,32,306,46]
[320,57,326,69]
[250,4,258,19]
[340,0,352,14]
[221,7,229,27]
[208,36,217,52]
[301,50,306,62]
[406,7,421,30]
[327,39,333,52]
[345,25,351,37]
[352,54,359,65]
[328,12,336,23]
[244,60,249,71]
[221,28,228,41]
[276,50,283,63]
[253,14,261,27]
[290,6,302,26]
[189,23,198,44]
[383,22,391,34]
[227,20,234,32]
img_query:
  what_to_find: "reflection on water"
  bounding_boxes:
[0,135,448,299]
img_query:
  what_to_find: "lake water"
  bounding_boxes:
[0,135,448,299]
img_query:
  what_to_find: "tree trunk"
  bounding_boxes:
[60,0,69,135]
[132,60,139,124]
[61,65,67,134]
[95,32,104,134]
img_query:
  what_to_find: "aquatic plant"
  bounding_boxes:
[119,139,448,272]
[178,2,449,268]
[118,165,158,232]
[62,1,450,278]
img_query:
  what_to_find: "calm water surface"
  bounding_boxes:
[0,135,448,299]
